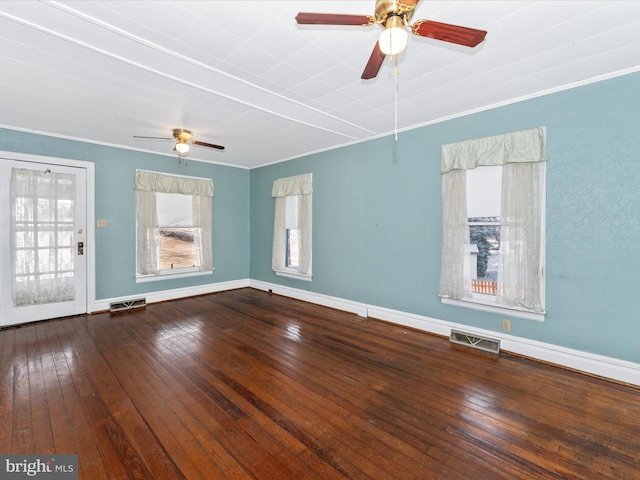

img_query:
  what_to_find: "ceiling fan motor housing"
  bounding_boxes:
[173,129,193,142]
[375,0,415,26]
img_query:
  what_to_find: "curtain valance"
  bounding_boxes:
[272,173,313,197]
[135,170,214,197]
[441,127,547,174]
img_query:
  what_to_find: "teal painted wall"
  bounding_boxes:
[250,71,640,363]
[2,71,639,364]
[0,129,250,300]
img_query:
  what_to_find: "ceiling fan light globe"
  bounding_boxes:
[175,142,190,154]
[379,26,408,55]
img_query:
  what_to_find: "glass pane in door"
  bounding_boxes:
[10,168,76,306]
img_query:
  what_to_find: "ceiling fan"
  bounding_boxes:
[295,0,487,79]
[133,129,224,162]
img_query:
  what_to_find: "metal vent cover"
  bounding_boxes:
[109,298,146,312]
[450,329,500,354]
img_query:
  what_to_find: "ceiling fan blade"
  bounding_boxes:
[193,140,225,151]
[133,135,173,141]
[295,12,373,26]
[361,42,386,80]
[412,20,487,47]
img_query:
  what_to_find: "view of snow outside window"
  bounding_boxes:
[467,166,501,295]
[156,192,199,270]
[469,218,500,294]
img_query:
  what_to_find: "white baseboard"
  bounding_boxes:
[250,280,640,387]
[249,279,369,316]
[92,278,250,312]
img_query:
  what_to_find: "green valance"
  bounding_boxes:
[441,127,547,174]
[135,170,213,197]
[271,173,313,197]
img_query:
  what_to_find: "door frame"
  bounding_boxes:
[0,150,96,317]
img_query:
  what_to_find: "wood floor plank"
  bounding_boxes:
[65,316,188,480]
[0,326,16,453]
[46,318,110,479]
[28,322,56,454]
[90,317,231,480]
[202,303,497,478]
[142,320,352,479]
[167,306,397,478]
[2,288,640,479]
[11,326,33,453]
[37,322,82,461]
[206,296,481,478]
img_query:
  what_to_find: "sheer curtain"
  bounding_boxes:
[438,169,469,300]
[193,194,213,272]
[272,173,313,276]
[298,193,313,275]
[271,196,287,271]
[135,170,214,275]
[136,188,160,275]
[497,161,545,311]
[439,128,547,311]
[10,168,76,306]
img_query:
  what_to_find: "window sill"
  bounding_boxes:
[441,296,545,322]
[136,268,214,283]
[275,270,312,282]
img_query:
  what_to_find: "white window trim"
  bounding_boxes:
[442,297,545,322]
[136,268,214,283]
[275,270,312,282]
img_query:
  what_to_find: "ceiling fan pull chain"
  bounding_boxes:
[394,55,399,141]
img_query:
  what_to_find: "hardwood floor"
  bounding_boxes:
[1,288,639,479]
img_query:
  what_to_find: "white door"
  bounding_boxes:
[0,159,87,326]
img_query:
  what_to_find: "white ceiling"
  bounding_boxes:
[1,1,639,169]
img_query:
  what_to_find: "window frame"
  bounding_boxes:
[271,174,312,281]
[442,166,546,321]
[135,170,213,283]
[155,191,200,273]
[439,128,547,321]
[276,196,310,281]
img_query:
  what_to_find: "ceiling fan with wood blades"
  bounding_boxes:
[296,0,487,79]
[133,128,224,162]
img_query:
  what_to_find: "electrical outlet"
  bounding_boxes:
[501,319,511,332]
[97,219,108,228]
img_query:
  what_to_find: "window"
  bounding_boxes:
[272,173,312,280]
[135,170,213,281]
[156,192,198,270]
[439,128,547,320]
[285,195,300,269]
[10,168,76,305]
[467,165,501,297]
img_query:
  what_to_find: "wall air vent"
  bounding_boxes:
[109,298,146,312]
[450,329,500,354]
